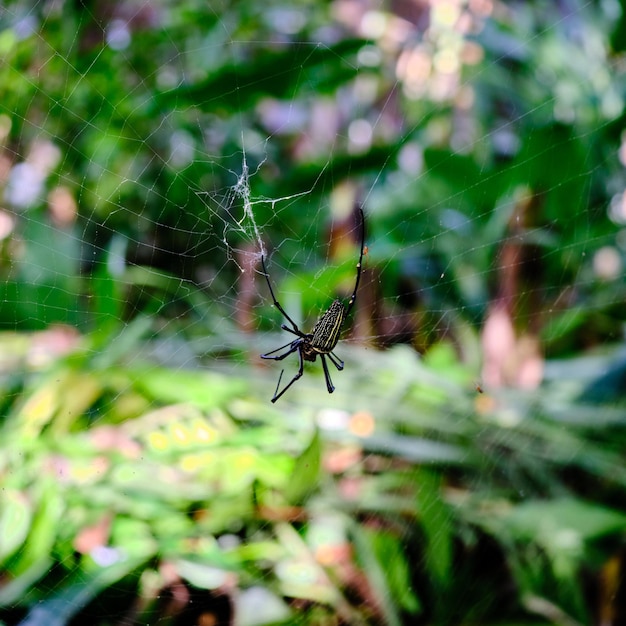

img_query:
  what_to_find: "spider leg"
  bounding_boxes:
[271,347,305,403]
[272,369,285,399]
[261,256,301,333]
[261,340,301,360]
[281,324,308,338]
[344,207,365,318]
[327,351,344,371]
[320,355,335,394]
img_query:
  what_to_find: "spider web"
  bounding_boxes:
[1,0,625,624]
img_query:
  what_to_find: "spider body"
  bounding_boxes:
[260,208,365,403]
[309,299,346,354]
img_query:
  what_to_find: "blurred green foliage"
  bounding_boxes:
[0,0,626,624]
[1,333,626,625]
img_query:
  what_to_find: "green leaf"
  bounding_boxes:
[350,523,404,626]
[158,39,367,111]
[0,480,63,607]
[92,315,154,368]
[11,480,62,576]
[110,517,158,561]
[504,498,626,543]
[0,489,32,565]
[89,260,123,338]
[415,469,452,588]
[362,433,468,464]
[135,368,246,407]
[284,429,321,505]
[359,526,421,614]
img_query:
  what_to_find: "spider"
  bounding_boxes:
[260,207,365,403]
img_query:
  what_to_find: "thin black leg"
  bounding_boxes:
[261,340,300,360]
[345,207,365,317]
[271,348,304,403]
[320,354,335,394]
[272,369,285,400]
[281,324,307,338]
[327,351,344,371]
[261,256,302,332]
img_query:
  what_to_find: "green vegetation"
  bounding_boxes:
[1,0,626,624]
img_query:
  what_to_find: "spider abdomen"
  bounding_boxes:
[310,299,346,353]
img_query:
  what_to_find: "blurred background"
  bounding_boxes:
[1,0,626,624]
